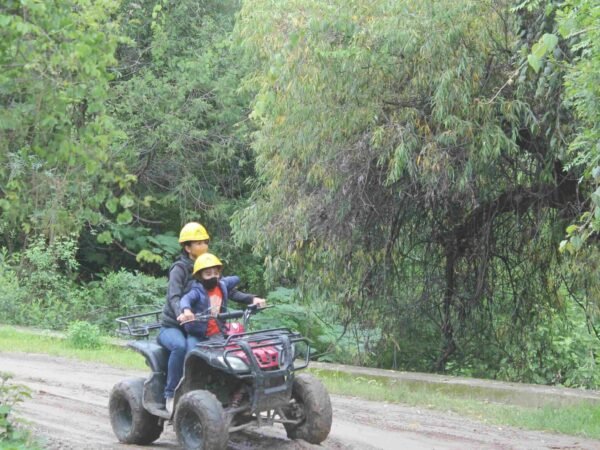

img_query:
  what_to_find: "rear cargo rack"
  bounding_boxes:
[116,310,162,338]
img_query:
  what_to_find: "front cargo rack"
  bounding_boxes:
[198,327,311,373]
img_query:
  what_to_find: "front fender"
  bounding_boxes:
[176,348,242,405]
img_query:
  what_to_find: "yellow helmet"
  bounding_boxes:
[178,222,209,243]
[193,253,223,276]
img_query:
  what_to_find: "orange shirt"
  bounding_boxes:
[205,285,223,337]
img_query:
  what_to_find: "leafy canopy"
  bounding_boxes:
[0,0,128,246]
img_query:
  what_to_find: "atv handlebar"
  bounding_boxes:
[193,304,272,324]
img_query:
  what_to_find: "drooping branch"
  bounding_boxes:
[449,164,579,250]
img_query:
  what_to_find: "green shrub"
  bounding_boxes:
[85,269,165,331]
[0,261,27,326]
[0,237,84,330]
[249,287,365,363]
[67,321,102,350]
[0,238,166,333]
[495,299,600,389]
[0,372,34,447]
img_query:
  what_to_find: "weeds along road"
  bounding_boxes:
[2,351,600,450]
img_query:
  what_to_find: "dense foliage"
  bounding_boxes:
[233,0,599,382]
[0,0,127,249]
[0,0,598,387]
[96,0,257,274]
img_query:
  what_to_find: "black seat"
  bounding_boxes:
[128,340,169,373]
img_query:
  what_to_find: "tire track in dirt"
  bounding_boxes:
[2,352,600,449]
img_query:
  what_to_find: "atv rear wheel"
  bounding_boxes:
[109,377,163,444]
[283,373,332,444]
[174,390,228,450]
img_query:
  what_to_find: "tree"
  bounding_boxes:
[0,0,126,250]
[233,0,590,373]
[557,0,600,244]
[92,0,259,275]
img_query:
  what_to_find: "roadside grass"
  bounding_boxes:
[2,325,599,439]
[0,326,146,371]
[311,369,600,439]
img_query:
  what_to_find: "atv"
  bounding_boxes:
[109,305,332,449]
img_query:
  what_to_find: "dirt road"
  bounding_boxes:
[2,352,600,449]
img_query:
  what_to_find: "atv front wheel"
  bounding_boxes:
[174,390,228,450]
[109,377,163,444]
[283,373,332,444]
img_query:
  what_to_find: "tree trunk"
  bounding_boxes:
[435,244,457,372]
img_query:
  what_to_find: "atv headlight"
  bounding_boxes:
[219,355,249,372]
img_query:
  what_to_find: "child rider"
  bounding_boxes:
[179,253,266,343]
[176,253,266,410]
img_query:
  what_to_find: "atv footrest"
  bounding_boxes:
[144,401,171,420]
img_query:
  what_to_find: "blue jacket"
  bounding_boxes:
[180,276,254,338]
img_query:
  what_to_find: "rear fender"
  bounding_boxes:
[126,341,167,410]
[128,341,169,374]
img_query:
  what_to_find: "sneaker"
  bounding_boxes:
[166,397,174,414]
